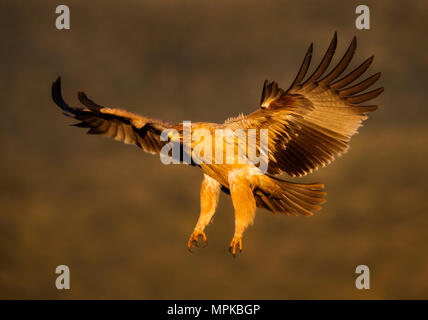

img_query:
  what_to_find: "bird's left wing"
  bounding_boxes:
[224,33,383,177]
[52,77,172,154]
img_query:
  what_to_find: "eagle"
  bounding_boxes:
[52,33,383,256]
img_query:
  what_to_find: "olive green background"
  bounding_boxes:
[0,0,427,299]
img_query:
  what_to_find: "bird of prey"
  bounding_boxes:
[52,33,383,256]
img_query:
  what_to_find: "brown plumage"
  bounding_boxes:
[52,33,383,256]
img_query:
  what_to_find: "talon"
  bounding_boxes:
[199,233,208,248]
[229,235,243,257]
[187,230,208,251]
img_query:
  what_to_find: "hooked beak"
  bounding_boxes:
[168,130,181,142]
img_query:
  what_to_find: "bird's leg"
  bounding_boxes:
[228,169,256,257]
[187,174,220,251]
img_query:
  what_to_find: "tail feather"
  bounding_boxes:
[254,175,326,216]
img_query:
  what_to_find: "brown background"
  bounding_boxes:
[0,0,427,299]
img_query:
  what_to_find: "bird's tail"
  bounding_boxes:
[253,174,327,216]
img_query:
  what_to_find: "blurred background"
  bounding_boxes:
[0,0,427,299]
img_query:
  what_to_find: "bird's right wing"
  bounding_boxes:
[52,77,173,154]
[224,33,383,177]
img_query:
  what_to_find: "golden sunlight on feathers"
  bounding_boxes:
[52,33,382,256]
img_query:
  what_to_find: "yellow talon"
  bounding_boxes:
[187,230,208,251]
[229,235,243,257]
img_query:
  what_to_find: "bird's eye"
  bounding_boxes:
[167,131,174,141]
[167,131,180,142]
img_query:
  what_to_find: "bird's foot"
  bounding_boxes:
[229,235,243,257]
[187,230,208,252]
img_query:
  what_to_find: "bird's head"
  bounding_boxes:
[167,129,182,143]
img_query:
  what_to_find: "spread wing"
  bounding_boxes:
[224,33,383,177]
[52,77,172,154]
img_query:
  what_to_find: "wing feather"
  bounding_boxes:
[224,34,383,176]
[289,43,313,89]
[331,56,374,89]
[52,77,173,155]
[319,36,356,84]
[302,32,337,85]
[339,72,381,96]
